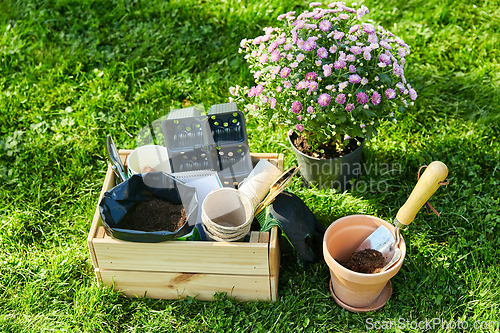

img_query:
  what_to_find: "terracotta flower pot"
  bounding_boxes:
[323,215,406,309]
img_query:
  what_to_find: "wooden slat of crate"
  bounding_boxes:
[269,226,280,302]
[97,269,271,302]
[93,237,270,275]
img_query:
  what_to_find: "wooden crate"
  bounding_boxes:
[87,151,284,302]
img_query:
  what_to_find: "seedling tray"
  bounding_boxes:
[87,150,284,302]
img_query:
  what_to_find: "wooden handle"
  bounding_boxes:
[396,161,448,225]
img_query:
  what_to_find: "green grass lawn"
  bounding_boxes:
[1,0,499,331]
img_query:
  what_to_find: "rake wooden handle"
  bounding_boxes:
[396,161,448,226]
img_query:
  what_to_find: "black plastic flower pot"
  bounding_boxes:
[288,134,364,190]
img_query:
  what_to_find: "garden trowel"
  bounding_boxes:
[356,161,448,272]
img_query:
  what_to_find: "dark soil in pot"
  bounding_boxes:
[119,197,187,232]
[337,249,385,274]
[292,133,360,159]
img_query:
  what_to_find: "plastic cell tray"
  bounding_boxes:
[163,103,253,187]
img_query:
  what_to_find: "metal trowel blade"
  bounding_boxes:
[355,225,397,266]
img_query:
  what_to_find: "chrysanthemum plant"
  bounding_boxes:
[229,1,417,158]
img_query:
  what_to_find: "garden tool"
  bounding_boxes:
[356,161,449,272]
[255,191,326,269]
[105,134,128,184]
[254,165,301,216]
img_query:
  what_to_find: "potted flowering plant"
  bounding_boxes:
[229,1,417,188]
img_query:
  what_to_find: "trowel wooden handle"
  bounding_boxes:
[396,161,448,225]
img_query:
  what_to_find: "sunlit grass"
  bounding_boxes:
[0,0,499,331]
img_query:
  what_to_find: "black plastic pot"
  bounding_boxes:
[288,134,364,190]
[99,172,199,242]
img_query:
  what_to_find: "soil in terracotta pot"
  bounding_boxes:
[337,249,385,274]
[119,198,187,232]
[292,133,360,159]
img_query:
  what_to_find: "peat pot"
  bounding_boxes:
[288,134,364,190]
[323,215,406,311]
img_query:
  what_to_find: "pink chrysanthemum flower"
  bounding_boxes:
[309,81,319,92]
[276,86,282,93]
[349,24,359,34]
[296,124,305,132]
[379,54,391,65]
[334,60,346,70]
[305,72,318,81]
[305,23,318,30]
[284,81,292,89]
[248,86,256,97]
[344,135,351,140]
[323,64,332,77]
[409,88,418,101]
[287,54,293,61]
[339,13,349,20]
[268,42,278,54]
[396,82,405,93]
[380,40,392,50]
[372,91,381,105]
[362,23,375,34]
[335,93,346,104]
[280,67,291,78]
[329,45,337,53]
[290,62,299,68]
[339,81,348,91]
[361,78,369,85]
[319,20,332,31]
[317,47,328,59]
[346,54,355,62]
[303,38,317,51]
[349,65,356,73]
[348,35,357,42]
[349,74,362,84]
[318,93,332,106]
[356,92,369,104]
[259,53,268,64]
[385,88,396,99]
[270,98,277,108]
[334,31,345,40]
[398,48,406,58]
[255,85,264,96]
[345,103,355,112]
[270,50,281,62]
[296,81,308,90]
[307,106,315,114]
[350,46,362,55]
[309,2,322,7]
[363,51,372,61]
[254,71,262,79]
[297,115,302,121]
[284,43,292,51]
[297,53,305,62]
[292,101,303,113]
[314,11,325,20]
[368,33,378,44]
[295,20,305,29]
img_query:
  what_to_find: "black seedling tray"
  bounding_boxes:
[163,103,253,187]
[168,146,220,173]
